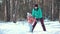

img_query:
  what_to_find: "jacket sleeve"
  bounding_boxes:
[39,8,43,18]
[32,9,35,17]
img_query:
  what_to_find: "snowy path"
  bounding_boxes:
[0,21,60,34]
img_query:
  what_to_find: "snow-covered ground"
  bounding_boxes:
[0,20,60,34]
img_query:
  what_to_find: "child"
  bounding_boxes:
[27,12,36,32]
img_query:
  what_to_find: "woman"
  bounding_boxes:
[31,4,46,32]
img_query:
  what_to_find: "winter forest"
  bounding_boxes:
[0,0,60,22]
[0,0,60,34]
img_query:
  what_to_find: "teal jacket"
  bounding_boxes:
[32,6,43,18]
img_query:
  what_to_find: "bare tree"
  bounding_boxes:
[57,1,60,22]
[52,0,54,20]
[10,0,13,21]
[59,11,60,23]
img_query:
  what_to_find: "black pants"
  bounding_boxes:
[32,18,46,31]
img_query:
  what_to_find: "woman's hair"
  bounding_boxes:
[34,4,38,7]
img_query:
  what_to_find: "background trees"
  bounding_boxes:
[0,0,60,22]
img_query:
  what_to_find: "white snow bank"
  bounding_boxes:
[0,21,60,34]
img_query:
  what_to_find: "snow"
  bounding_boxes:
[0,20,60,34]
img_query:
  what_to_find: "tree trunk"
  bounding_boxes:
[59,11,60,23]
[59,2,60,23]
[6,0,10,21]
[10,0,13,21]
[4,0,7,21]
[52,0,54,21]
